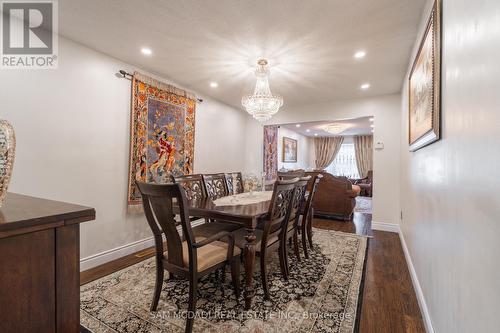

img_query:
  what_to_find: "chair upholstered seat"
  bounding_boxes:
[180,237,241,272]
[232,228,279,250]
[193,221,242,238]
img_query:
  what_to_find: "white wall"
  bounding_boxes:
[277,127,313,171]
[245,94,401,226]
[0,37,249,269]
[400,1,500,332]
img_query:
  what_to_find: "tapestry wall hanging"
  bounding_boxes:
[263,125,278,181]
[408,0,441,151]
[128,72,196,205]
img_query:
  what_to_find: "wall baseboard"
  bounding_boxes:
[80,236,155,271]
[79,219,206,271]
[399,230,435,333]
[371,221,400,233]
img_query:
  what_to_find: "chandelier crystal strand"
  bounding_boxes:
[242,59,283,121]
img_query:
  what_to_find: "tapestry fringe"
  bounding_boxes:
[127,203,144,215]
[133,71,196,100]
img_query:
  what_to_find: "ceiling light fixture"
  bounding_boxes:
[321,123,351,135]
[306,129,310,133]
[295,124,301,128]
[360,83,370,90]
[370,124,374,128]
[369,117,374,122]
[242,59,283,122]
[354,50,366,59]
[210,82,218,88]
[141,48,152,55]
[314,133,318,136]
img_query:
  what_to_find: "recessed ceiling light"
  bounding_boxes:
[354,50,366,59]
[295,124,301,128]
[314,133,318,136]
[369,117,374,122]
[370,124,374,128]
[360,83,370,90]
[306,129,310,133]
[141,48,152,55]
[210,82,218,88]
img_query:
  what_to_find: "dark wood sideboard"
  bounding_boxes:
[0,193,95,333]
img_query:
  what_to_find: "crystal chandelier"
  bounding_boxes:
[242,59,283,122]
[321,123,351,135]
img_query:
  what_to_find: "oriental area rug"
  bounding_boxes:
[80,229,368,333]
[354,197,372,214]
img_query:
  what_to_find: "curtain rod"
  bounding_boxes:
[117,70,203,103]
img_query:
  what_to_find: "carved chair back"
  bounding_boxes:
[226,172,244,195]
[303,174,323,219]
[136,182,197,271]
[202,173,229,200]
[172,174,207,201]
[289,176,311,226]
[260,178,298,251]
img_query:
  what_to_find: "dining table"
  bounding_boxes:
[182,191,273,310]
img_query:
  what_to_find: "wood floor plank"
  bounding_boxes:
[81,209,426,333]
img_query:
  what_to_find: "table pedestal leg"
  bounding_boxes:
[244,227,256,310]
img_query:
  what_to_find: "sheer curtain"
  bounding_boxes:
[326,143,360,179]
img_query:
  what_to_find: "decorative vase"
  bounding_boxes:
[0,120,15,207]
[243,173,258,195]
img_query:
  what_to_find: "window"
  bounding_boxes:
[326,143,360,179]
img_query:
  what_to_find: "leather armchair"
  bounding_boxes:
[354,170,373,197]
[304,171,360,221]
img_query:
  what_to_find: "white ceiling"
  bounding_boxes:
[59,0,426,108]
[281,117,373,137]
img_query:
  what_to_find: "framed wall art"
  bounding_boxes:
[282,137,297,163]
[408,0,441,151]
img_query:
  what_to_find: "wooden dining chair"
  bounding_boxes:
[172,174,241,238]
[299,174,323,258]
[202,173,229,200]
[225,172,244,195]
[232,178,298,300]
[171,174,206,201]
[282,176,311,275]
[136,182,241,333]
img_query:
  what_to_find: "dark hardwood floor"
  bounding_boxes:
[81,246,157,285]
[313,212,426,333]
[81,210,426,333]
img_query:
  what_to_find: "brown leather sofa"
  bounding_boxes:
[304,171,360,221]
[277,169,305,179]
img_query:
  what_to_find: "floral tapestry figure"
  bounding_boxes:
[128,73,196,205]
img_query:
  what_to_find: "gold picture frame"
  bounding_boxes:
[282,137,297,163]
[408,0,441,151]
